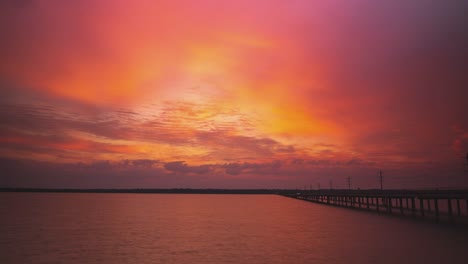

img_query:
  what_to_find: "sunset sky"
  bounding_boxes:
[1,0,467,189]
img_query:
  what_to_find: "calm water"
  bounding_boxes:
[1,193,467,264]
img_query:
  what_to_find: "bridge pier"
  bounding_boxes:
[376,197,380,213]
[420,199,425,217]
[448,199,454,221]
[434,199,439,223]
[399,197,404,215]
[387,198,392,214]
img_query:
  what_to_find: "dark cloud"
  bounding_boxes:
[72,159,161,170]
[0,156,466,189]
[83,160,112,170]
[0,158,169,189]
[291,159,304,165]
[164,161,212,175]
[221,161,282,175]
[222,163,243,175]
[130,159,159,168]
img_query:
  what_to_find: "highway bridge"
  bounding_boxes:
[281,189,468,224]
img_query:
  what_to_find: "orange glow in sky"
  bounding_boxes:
[0,1,467,189]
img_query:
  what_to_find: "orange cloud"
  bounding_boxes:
[1,1,467,188]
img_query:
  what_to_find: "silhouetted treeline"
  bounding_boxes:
[0,188,290,194]
[2,188,467,196]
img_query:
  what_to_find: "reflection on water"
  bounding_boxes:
[1,193,467,264]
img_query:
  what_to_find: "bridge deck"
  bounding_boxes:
[280,189,468,225]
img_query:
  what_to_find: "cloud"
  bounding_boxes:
[276,145,295,153]
[0,96,300,163]
[0,158,169,188]
[164,161,212,175]
[130,159,159,168]
[1,1,467,188]
[1,156,466,189]
[221,160,282,175]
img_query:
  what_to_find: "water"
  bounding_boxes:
[1,193,467,264]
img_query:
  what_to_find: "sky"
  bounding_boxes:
[0,0,467,189]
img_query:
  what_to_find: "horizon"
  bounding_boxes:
[1,1,467,189]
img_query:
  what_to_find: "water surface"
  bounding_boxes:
[1,193,467,263]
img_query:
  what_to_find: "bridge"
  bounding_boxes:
[281,189,468,224]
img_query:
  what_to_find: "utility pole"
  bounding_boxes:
[329,180,333,190]
[317,183,321,190]
[379,170,383,190]
[347,176,351,190]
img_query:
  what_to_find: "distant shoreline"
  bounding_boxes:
[2,188,468,195]
[0,188,290,194]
